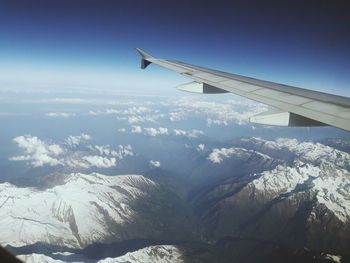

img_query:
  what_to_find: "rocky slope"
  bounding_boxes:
[2,137,350,263]
[190,137,350,262]
[0,173,194,249]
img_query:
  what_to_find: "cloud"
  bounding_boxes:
[89,109,119,115]
[169,111,187,122]
[206,118,228,126]
[9,135,64,167]
[173,129,203,138]
[164,97,269,126]
[149,160,161,168]
[130,126,168,137]
[45,112,76,118]
[117,145,134,158]
[22,95,270,131]
[207,147,265,164]
[197,144,205,151]
[118,128,127,133]
[89,106,155,116]
[143,127,168,136]
[117,114,164,124]
[129,125,203,138]
[131,126,142,133]
[208,147,237,164]
[173,129,187,137]
[82,156,117,168]
[65,134,91,147]
[10,134,134,169]
[23,98,147,106]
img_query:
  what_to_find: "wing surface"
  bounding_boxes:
[136,48,350,131]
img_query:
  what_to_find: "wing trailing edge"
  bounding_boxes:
[250,109,328,127]
[136,48,350,131]
[176,82,228,94]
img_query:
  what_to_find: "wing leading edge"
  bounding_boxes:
[136,48,350,131]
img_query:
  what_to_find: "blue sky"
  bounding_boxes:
[0,0,349,182]
[0,0,349,95]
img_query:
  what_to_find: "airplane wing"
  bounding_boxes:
[136,48,350,131]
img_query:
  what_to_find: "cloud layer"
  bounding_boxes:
[10,134,133,169]
[45,112,76,118]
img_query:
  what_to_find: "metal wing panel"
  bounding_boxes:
[136,49,350,131]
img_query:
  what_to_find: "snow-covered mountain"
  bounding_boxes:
[0,173,154,248]
[0,173,193,250]
[18,245,183,263]
[235,137,350,169]
[233,137,350,223]
[2,137,350,262]
[190,137,350,262]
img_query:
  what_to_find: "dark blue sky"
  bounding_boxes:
[0,0,349,95]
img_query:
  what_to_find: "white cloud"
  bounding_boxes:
[149,160,161,168]
[173,129,187,136]
[118,128,127,133]
[206,118,228,126]
[45,112,76,118]
[88,109,118,115]
[131,126,142,133]
[165,97,269,126]
[128,116,156,124]
[130,126,203,138]
[130,126,168,137]
[89,145,111,156]
[24,98,146,106]
[9,135,64,167]
[65,134,91,147]
[117,145,134,158]
[169,111,186,122]
[173,129,203,139]
[197,144,205,151]
[89,106,155,116]
[143,127,168,136]
[10,134,133,169]
[208,147,237,164]
[82,156,117,168]
[117,114,164,124]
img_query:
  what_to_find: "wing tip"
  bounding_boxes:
[135,48,153,59]
[135,48,153,69]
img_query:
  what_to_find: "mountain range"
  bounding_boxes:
[2,137,349,262]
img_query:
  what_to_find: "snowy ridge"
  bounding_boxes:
[0,173,158,248]
[239,137,350,169]
[208,147,271,164]
[99,245,183,263]
[206,137,350,223]
[313,167,350,222]
[17,245,183,263]
[252,161,320,195]
[235,138,350,223]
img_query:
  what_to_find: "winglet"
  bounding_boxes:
[135,48,153,69]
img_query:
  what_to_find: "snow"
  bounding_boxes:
[323,254,342,263]
[252,162,320,195]
[0,173,158,248]
[17,245,183,263]
[209,137,350,223]
[313,168,350,222]
[99,245,183,263]
[240,137,350,169]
